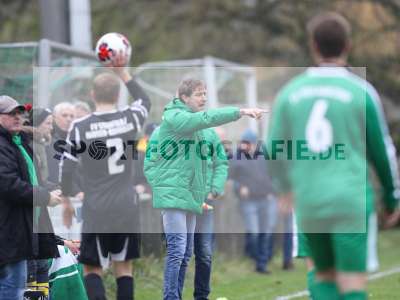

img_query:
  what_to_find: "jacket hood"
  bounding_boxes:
[164,98,193,113]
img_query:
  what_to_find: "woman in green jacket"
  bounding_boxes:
[144,78,266,300]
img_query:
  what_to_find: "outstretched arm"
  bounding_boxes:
[110,51,151,132]
[165,106,267,135]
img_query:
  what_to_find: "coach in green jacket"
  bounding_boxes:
[145,104,236,213]
[144,78,265,300]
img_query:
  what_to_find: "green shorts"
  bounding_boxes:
[304,232,367,272]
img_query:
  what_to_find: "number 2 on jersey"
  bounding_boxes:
[305,99,333,153]
[107,137,125,175]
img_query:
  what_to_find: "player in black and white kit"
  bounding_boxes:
[61,53,151,300]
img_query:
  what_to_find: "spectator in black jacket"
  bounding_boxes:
[0,95,62,299]
[230,129,277,274]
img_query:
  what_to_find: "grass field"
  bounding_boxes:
[104,229,400,299]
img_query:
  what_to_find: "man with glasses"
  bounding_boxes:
[0,95,62,299]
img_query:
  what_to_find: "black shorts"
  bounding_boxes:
[79,233,141,267]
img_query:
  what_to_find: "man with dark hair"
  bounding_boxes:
[267,12,400,300]
[144,78,266,300]
[61,54,151,300]
[0,95,61,300]
[307,12,351,60]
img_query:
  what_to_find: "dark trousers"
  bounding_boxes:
[194,210,214,300]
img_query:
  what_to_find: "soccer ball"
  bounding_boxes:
[95,32,132,65]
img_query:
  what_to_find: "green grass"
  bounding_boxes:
[104,229,400,299]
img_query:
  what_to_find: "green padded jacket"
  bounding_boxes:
[144,98,239,213]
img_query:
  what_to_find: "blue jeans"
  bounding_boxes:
[268,211,294,265]
[282,212,294,265]
[0,260,27,300]
[240,196,277,271]
[194,210,214,300]
[162,209,196,300]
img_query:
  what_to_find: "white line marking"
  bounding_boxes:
[276,290,309,300]
[367,266,400,280]
[276,266,400,300]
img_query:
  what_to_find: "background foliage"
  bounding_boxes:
[0,0,399,130]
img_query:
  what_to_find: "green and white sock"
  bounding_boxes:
[313,281,339,300]
[307,269,316,299]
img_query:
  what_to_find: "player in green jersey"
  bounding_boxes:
[267,12,400,300]
[292,210,379,299]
